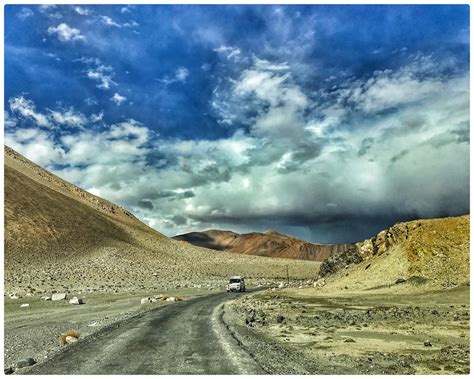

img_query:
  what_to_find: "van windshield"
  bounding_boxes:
[229,278,241,283]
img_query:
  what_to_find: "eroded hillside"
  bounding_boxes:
[4,146,320,294]
[174,229,353,261]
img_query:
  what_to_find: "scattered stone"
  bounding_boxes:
[276,315,285,323]
[52,293,67,301]
[20,304,30,308]
[65,336,78,344]
[4,367,14,375]
[15,357,36,369]
[141,297,151,304]
[69,297,84,305]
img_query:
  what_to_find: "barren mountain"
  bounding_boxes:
[173,229,353,261]
[4,146,320,294]
[317,215,470,291]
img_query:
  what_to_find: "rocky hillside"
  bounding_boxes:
[317,215,470,291]
[173,229,353,262]
[4,146,321,294]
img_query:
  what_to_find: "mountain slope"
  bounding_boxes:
[4,146,320,294]
[317,215,470,291]
[173,229,353,261]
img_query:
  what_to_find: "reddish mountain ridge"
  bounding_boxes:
[173,229,354,262]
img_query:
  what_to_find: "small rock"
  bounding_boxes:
[69,297,84,305]
[166,296,177,302]
[395,278,406,284]
[141,297,151,304]
[9,295,19,300]
[4,367,14,375]
[65,336,78,344]
[20,303,30,308]
[15,358,36,369]
[424,340,432,347]
[40,296,51,301]
[276,315,285,323]
[52,293,67,301]
[344,337,356,343]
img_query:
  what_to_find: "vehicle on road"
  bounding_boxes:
[226,276,246,292]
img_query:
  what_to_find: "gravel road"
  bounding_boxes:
[22,291,266,375]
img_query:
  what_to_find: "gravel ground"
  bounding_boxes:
[223,284,470,374]
[4,287,221,373]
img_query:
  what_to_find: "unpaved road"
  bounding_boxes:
[22,291,266,375]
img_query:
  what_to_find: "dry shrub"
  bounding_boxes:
[58,330,81,346]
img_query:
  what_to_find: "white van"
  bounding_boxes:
[226,276,246,292]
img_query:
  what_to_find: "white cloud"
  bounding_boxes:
[73,6,92,16]
[49,108,87,127]
[17,8,34,20]
[100,16,121,28]
[159,67,190,86]
[175,67,189,82]
[47,23,85,43]
[214,45,242,61]
[9,96,51,128]
[110,93,127,105]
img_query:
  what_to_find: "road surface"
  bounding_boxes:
[25,291,266,374]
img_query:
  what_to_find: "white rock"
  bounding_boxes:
[41,296,51,301]
[278,282,285,289]
[166,296,176,302]
[69,297,84,305]
[25,293,33,297]
[20,303,30,308]
[9,295,19,300]
[52,293,67,301]
[141,297,151,304]
[65,336,78,344]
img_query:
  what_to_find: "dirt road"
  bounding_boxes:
[23,291,266,375]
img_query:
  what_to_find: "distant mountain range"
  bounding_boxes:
[173,229,354,261]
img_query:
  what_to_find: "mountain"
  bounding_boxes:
[4,146,320,294]
[173,229,354,261]
[317,215,470,291]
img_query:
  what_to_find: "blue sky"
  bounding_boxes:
[5,5,470,243]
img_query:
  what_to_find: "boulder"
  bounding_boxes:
[15,358,36,369]
[166,296,177,302]
[65,336,78,344]
[52,293,67,301]
[141,297,151,304]
[69,297,84,305]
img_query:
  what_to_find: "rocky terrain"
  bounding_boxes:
[224,284,470,374]
[4,146,321,296]
[222,215,470,374]
[174,229,353,261]
[318,215,470,292]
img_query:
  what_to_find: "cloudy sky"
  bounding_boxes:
[5,5,470,243]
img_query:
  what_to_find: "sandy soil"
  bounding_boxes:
[223,283,470,374]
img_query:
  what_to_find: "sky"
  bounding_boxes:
[4,4,470,243]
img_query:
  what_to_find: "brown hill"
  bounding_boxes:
[4,146,320,294]
[173,229,353,261]
[317,215,470,291]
